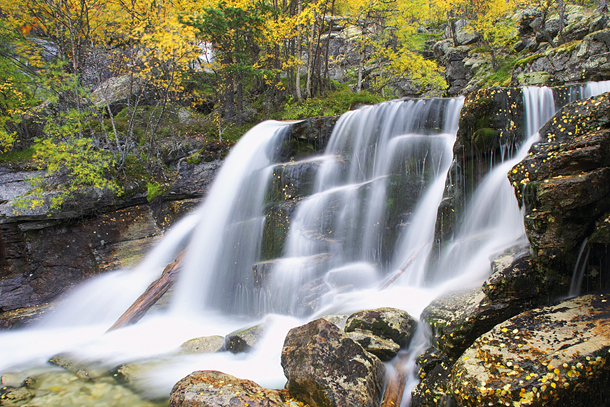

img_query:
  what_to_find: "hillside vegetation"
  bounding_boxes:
[0,0,607,208]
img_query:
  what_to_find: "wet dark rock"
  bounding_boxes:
[411,349,457,407]
[0,303,55,330]
[266,160,327,204]
[346,330,400,361]
[225,324,265,354]
[260,200,300,261]
[345,307,417,348]
[294,276,333,314]
[450,293,610,407]
[483,243,539,303]
[281,318,385,407]
[180,335,226,354]
[169,160,221,199]
[169,370,284,407]
[509,92,610,296]
[422,243,538,359]
[289,116,338,153]
[435,87,524,248]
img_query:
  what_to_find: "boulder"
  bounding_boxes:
[455,30,478,46]
[169,370,284,407]
[281,318,385,407]
[225,324,265,353]
[345,307,417,348]
[169,371,285,407]
[89,75,142,111]
[180,335,226,354]
[450,293,610,407]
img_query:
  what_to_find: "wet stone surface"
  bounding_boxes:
[450,293,610,407]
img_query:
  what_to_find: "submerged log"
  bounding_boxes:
[378,244,427,290]
[106,250,185,332]
[380,352,410,407]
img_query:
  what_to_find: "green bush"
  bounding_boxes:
[281,89,385,120]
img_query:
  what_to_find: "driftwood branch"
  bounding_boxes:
[106,250,186,332]
[378,244,427,290]
[380,352,410,407]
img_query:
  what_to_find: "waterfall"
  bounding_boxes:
[1,82,610,406]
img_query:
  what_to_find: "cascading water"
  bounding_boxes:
[1,82,609,407]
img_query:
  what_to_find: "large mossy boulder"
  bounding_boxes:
[509,92,610,296]
[281,318,385,407]
[450,293,610,407]
[169,370,285,407]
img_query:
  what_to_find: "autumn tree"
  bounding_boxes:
[184,1,272,127]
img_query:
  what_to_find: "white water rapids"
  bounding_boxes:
[1,82,609,406]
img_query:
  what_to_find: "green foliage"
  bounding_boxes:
[281,90,385,120]
[146,181,166,202]
[482,56,518,87]
[0,147,36,164]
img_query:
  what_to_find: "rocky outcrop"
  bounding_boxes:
[509,92,610,296]
[451,293,610,407]
[169,371,285,407]
[512,28,610,85]
[281,318,385,407]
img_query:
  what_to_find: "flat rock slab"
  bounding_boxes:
[451,293,610,407]
[180,335,225,354]
[169,370,285,407]
[345,307,416,348]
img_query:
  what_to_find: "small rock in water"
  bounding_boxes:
[180,335,226,354]
[169,370,284,407]
[225,324,265,353]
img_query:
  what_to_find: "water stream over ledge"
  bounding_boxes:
[1,82,610,406]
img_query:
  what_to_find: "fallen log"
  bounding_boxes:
[380,352,410,407]
[106,250,186,332]
[378,243,428,290]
